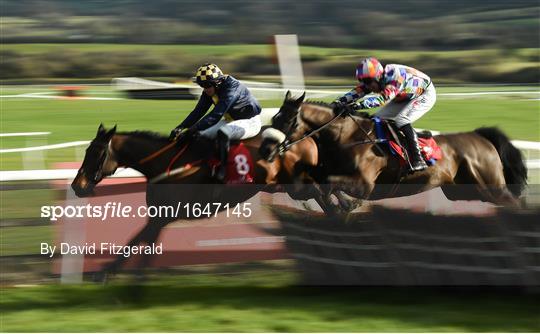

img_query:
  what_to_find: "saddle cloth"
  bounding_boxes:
[373,117,442,166]
[209,142,255,184]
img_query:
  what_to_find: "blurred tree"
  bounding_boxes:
[1,0,538,49]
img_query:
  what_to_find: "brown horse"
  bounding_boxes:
[260,92,527,207]
[71,123,331,278]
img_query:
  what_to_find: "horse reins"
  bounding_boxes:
[278,107,346,154]
[165,143,190,175]
[135,136,197,181]
[277,107,386,153]
[138,141,177,164]
[343,114,387,155]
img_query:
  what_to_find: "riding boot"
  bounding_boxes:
[399,123,427,172]
[216,129,231,181]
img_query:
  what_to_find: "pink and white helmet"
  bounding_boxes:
[356,57,384,82]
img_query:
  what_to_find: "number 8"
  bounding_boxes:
[234,154,250,175]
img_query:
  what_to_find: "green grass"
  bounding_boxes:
[0,225,53,256]
[0,187,57,219]
[1,43,277,56]
[415,98,540,140]
[435,85,539,93]
[1,269,539,332]
[0,187,57,256]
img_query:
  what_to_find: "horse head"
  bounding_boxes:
[259,90,305,161]
[71,124,119,197]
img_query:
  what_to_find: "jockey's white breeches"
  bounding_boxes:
[199,115,262,140]
[374,83,436,128]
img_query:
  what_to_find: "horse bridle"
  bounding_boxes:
[82,140,115,183]
[265,107,298,160]
[85,135,198,184]
[275,111,300,153]
[273,106,382,157]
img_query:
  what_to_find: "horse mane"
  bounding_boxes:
[117,130,169,142]
[303,100,371,119]
[304,100,333,109]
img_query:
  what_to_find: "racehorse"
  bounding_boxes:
[260,92,527,207]
[71,123,330,278]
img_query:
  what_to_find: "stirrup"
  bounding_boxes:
[409,160,428,172]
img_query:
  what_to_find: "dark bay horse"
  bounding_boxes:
[71,123,328,277]
[260,92,527,207]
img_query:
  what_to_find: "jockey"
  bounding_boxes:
[332,57,436,172]
[170,63,262,181]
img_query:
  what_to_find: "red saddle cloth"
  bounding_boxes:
[209,142,255,184]
[388,137,442,165]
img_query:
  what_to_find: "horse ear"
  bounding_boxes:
[97,123,106,136]
[297,91,306,104]
[105,125,117,140]
[284,90,291,101]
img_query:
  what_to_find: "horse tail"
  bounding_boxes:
[474,127,527,197]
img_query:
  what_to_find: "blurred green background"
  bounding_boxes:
[1,0,539,83]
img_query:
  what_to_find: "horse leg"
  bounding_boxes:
[297,183,340,215]
[450,160,520,207]
[315,187,363,214]
[317,183,363,215]
[283,180,340,214]
[132,218,169,282]
[327,175,376,200]
[475,184,520,207]
[314,193,339,215]
[333,190,363,212]
[95,220,156,282]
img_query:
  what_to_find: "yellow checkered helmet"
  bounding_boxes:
[193,63,225,87]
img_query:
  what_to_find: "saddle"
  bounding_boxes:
[372,117,442,166]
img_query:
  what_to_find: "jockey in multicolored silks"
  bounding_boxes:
[170,63,262,180]
[332,57,436,172]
